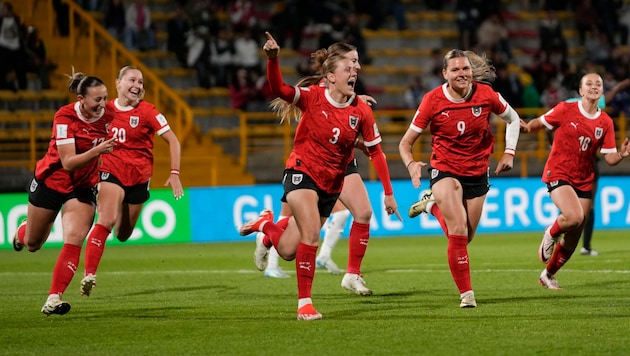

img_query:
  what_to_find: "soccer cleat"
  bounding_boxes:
[297,304,322,321]
[460,291,477,308]
[41,297,71,316]
[253,232,270,271]
[239,209,274,236]
[12,219,26,252]
[408,189,434,218]
[538,269,562,290]
[80,274,97,297]
[264,266,289,278]
[580,247,599,256]
[316,257,343,274]
[538,226,559,264]
[341,273,372,296]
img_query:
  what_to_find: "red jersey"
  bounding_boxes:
[100,99,170,186]
[286,85,380,194]
[410,82,509,176]
[540,101,617,192]
[35,102,114,193]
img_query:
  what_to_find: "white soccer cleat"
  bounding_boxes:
[538,269,562,290]
[341,273,372,296]
[538,226,558,264]
[80,274,97,297]
[41,297,71,316]
[460,291,477,308]
[254,232,270,271]
[264,266,289,278]
[316,257,343,274]
[408,189,434,218]
[580,247,599,256]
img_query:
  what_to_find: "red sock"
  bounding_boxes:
[49,243,82,296]
[430,204,449,235]
[549,220,563,237]
[346,221,370,275]
[16,222,26,245]
[296,243,317,299]
[547,243,573,275]
[261,221,285,249]
[276,216,290,230]
[447,234,472,293]
[84,224,111,276]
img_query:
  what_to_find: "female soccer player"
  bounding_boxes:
[80,66,183,297]
[12,72,116,315]
[240,32,400,320]
[399,49,522,308]
[522,72,630,290]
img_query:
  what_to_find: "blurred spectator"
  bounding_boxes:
[539,10,567,59]
[540,77,568,108]
[454,0,482,49]
[594,0,627,46]
[403,75,425,109]
[77,0,102,12]
[269,0,308,51]
[25,26,56,89]
[574,0,601,45]
[344,11,370,64]
[53,0,69,36]
[103,0,126,42]
[476,13,512,59]
[493,64,523,108]
[520,72,541,116]
[123,0,156,51]
[0,2,27,90]
[186,24,211,88]
[584,25,614,69]
[166,3,191,68]
[233,27,261,76]
[210,26,235,88]
[360,0,407,31]
[229,67,258,111]
[229,0,258,32]
[318,12,346,50]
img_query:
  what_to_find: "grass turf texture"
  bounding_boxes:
[1,231,629,356]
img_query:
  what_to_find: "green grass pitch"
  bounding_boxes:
[1,230,629,355]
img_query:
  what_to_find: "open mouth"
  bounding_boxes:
[347,79,356,90]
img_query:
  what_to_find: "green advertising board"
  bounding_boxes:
[0,189,191,250]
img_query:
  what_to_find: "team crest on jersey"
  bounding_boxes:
[471,106,482,117]
[594,127,603,139]
[101,172,110,180]
[349,115,358,129]
[292,173,303,185]
[129,116,139,128]
[29,178,38,192]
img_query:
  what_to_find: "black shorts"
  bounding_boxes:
[27,176,97,211]
[100,172,150,204]
[345,158,358,176]
[281,169,339,218]
[428,168,490,199]
[546,180,593,199]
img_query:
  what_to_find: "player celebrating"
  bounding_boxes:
[522,72,630,290]
[12,72,116,315]
[399,49,521,308]
[80,66,183,297]
[239,32,400,320]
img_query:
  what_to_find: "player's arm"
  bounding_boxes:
[264,32,297,102]
[161,130,184,199]
[495,105,520,174]
[57,122,116,171]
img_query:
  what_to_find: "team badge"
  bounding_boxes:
[471,106,482,117]
[292,173,303,185]
[594,127,603,139]
[29,179,38,193]
[431,169,439,179]
[349,115,358,129]
[101,172,110,180]
[130,116,139,128]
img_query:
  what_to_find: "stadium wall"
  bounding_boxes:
[1,177,629,249]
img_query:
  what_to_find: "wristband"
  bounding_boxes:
[406,161,414,169]
[170,169,180,175]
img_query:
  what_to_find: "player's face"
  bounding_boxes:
[117,68,144,105]
[344,50,361,71]
[579,73,603,101]
[79,85,108,118]
[330,58,358,98]
[443,56,472,92]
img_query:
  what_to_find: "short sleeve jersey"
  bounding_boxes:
[35,102,114,193]
[100,99,170,186]
[286,85,381,194]
[540,101,616,192]
[410,82,509,176]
